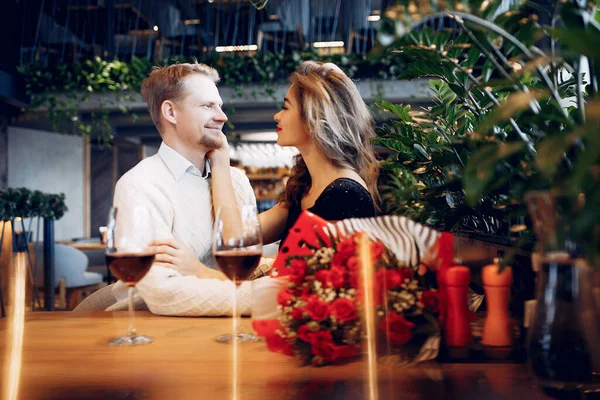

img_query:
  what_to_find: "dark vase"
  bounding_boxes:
[526,192,600,396]
[528,258,600,391]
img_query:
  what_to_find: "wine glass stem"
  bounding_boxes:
[233,283,240,335]
[127,286,136,337]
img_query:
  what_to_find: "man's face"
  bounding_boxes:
[172,74,228,151]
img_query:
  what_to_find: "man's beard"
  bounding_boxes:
[199,131,224,150]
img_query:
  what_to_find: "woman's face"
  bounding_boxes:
[273,86,311,148]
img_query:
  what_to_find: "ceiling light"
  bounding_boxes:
[153,25,159,32]
[313,41,344,48]
[367,15,381,22]
[215,44,258,52]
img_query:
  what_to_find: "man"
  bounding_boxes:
[109,62,270,315]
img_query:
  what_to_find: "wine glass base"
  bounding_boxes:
[108,335,154,347]
[215,332,261,344]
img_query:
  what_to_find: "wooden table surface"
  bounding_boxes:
[58,241,107,251]
[0,312,551,400]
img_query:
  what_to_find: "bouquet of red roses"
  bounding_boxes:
[373,245,441,365]
[267,233,368,366]
[256,211,445,366]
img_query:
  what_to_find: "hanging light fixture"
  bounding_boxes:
[249,0,269,10]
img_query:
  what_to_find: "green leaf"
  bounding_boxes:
[463,142,525,206]
[475,89,549,137]
[548,26,600,61]
[535,134,571,177]
[414,143,430,161]
[376,101,412,122]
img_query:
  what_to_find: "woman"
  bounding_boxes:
[213,61,380,246]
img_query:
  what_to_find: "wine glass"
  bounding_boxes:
[105,206,156,346]
[212,204,263,344]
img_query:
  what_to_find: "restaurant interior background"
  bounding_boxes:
[0,0,437,243]
[0,0,575,307]
[2,0,600,398]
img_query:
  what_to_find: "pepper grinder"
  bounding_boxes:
[444,266,473,348]
[481,259,513,347]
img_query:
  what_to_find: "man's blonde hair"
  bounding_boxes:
[141,62,220,131]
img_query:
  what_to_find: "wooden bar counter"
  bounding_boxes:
[0,312,551,400]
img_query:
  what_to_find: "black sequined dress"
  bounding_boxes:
[279,177,376,246]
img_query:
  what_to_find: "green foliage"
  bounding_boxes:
[0,188,67,221]
[18,50,404,142]
[376,0,600,262]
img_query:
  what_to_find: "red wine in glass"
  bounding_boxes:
[106,252,155,286]
[214,250,262,285]
[212,204,263,344]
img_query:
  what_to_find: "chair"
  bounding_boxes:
[31,243,104,309]
[74,283,150,312]
[73,283,118,312]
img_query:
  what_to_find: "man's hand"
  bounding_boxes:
[206,133,231,170]
[151,238,227,280]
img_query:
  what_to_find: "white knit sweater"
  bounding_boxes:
[108,142,261,316]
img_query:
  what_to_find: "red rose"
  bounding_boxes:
[380,312,415,345]
[265,331,294,356]
[347,256,359,272]
[312,340,336,362]
[291,284,310,298]
[309,330,359,363]
[371,241,385,263]
[329,266,347,289]
[331,344,359,360]
[297,324,311,342]
[347,256,360,288]
[331,298,358,322]
[312,344,359,365]
[261,321,294,356]
[384,269,403,288]
[291,307,307,321]
[316,267,346,289]
[420,290,440,313]
[330,252,344,270]
[315,269,330,285]
[374,269,402,306]
[398,267,413,283]
[306,296,330,321]
[336,237,357,262]
[277,289,294,307]
[306,330,332,345]
[290,258,308,286]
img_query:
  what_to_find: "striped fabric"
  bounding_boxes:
[332,215,441,267]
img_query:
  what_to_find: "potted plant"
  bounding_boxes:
[374,0,599,394]
[0,188,67,251]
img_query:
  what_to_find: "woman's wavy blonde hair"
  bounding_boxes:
[279,61,380,211]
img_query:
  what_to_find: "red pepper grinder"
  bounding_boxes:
[481,259,513,347]
[444,266,472,348]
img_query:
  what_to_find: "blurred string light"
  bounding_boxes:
[313,41,344,48]
[215,44,258,52]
